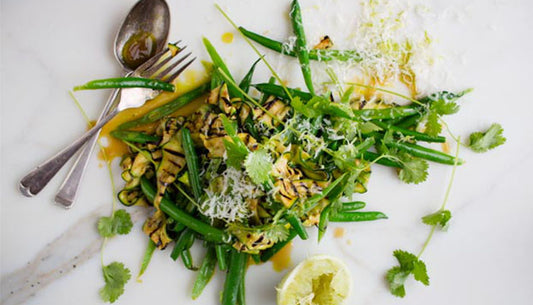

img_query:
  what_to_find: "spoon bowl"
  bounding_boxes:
[115,0,170,71]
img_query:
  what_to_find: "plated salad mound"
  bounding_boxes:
[86,1,505,304]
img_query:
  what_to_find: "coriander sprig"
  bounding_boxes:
[69,92,133,303]
[386,137,461,297]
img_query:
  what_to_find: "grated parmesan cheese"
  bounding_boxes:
[200,167,261,223]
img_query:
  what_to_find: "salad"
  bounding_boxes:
[79,1,506,304]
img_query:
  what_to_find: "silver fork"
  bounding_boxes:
[19,44,195,199]
[54,42,187,209]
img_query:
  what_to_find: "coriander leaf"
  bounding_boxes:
[398,155,428,184]
[412,260,429,286]
[223,138,248,168]
[113,210,133,235]
[421,89,472,136]
[100,262,131,303]
[291,96,320,118]
[220,114,249,168]
[432,99,459,115]
[424,108,442,136]
[263,223,290,243]
[387,250,430,297]
[244,149,272,185]
[386,266,408,297]
[291,95,353,119]
[98,216,114,238]
[422,209,452,229]
[98,210,133,238]
[468,123,506,153]
[393,249,418,268]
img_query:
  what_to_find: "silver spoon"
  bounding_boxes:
[35,0,170,207]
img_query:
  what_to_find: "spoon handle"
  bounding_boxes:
[54,88,121,208]
[19,108,119,198]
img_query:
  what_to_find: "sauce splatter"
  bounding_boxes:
[441,142,450,154]
[271,241,292,272]
[221,32,234,44]
[333,227,345,238]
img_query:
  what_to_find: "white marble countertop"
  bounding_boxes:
[2,0,533,304]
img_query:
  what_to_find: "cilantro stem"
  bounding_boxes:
[417,137,461,259]
[330,81,424,106]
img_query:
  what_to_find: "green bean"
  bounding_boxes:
[171,228,195,261]
[182,128,202,201]
[372,121,445,143]
[254,83,312,101]
[239,27,362,62]
[239,58,261,93]
[181,249,196,270]
[140,177,230,243]
[260,229,298,262]
[259,77,276,104]
[317,204,331,242]
[290,0,314,94]
[110,130,160,144]
[359,151,403,168]
[192,246,217,299]
[340,201,366,211]
[215,244,229,271]
[250,254,261,264]
[286,213,308,240]
[352,106,419,121]
[137,239,156,279]
[330,211,388,222]
[386,141,463,165]
[203,37,241,98]
[73,77,175,92]
[118,83,209,130]
[304,173,348,213]
[238,263,247,305]
[395,113,423,129]
[222,250,248,305]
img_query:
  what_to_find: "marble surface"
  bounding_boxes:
[2,0,533,304]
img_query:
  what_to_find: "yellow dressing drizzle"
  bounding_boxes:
[271,241,293,272]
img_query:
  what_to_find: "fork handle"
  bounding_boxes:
[19,108,119,197]
[54,88,121,208]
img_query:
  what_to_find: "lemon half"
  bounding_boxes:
[277,255,352,305]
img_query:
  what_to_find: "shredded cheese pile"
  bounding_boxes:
[200,167,258,223]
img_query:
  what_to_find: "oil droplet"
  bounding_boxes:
[221,32,234,44]
[271,241,292,272]
[122,31,157,69]
[441,142,450,154]
[334,227,345,238]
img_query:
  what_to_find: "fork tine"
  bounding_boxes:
[134,48,171,75]
[141,45,186,78]
[152,52,192,81]
[134,41,183,76]
[162,57,196,83]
